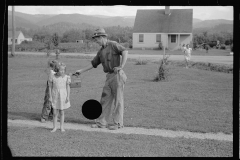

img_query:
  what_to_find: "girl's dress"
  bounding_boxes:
[184,48,192,61]
[49,74,71,110]
[41,69,55,120]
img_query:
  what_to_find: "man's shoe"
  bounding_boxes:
[108,124,124,130]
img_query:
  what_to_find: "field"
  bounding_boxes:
[7,54,233,156]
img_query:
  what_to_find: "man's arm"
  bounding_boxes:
[113,50,128,72]
[120,50,128,68]
[76,64,93,75]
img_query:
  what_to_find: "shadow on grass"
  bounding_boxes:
[8,111,95,125]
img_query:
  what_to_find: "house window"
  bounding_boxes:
[139,34,144,43]
[171,35,176,43]
[156,34,161,43]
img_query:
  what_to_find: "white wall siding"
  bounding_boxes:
[133,33,192,50]
[17,32,25,44]
[133,33,168,49]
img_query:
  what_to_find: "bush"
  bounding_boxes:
[135,58,148,65]
[9,41,46,52]
[220,44,226,50]
[158,41,163,50]
[8,41,102,53]
[154,55,170,81]
[208,41,217,48]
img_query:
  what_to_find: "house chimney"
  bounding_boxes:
[165,6,170,15]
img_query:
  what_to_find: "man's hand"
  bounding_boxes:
[113,66,122,73]
[74,70,82,76]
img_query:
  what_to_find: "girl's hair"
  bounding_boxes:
[55,62,66,73]
[48,59,59,70]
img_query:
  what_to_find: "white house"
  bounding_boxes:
[133,6,193,50]
[8,31,32,45]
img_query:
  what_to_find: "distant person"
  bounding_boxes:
[205,44,209,53]
[184,44,192,68]
[40,59,58,123]
[49,63,71,132]
[55,49,60,59]
[75,28,128,130]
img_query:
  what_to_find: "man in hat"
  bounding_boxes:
[75,28,128,130]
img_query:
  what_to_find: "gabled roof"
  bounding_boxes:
[8,31,23,38]
[133,9,193,33]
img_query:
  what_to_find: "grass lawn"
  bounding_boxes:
[128,48,231,56]
[7,55,233,134]
[8,125,232,157]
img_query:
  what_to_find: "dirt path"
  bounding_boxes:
[8,119,232,142]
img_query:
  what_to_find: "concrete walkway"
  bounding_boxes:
[8,119,233,142]
[8,52,233,65]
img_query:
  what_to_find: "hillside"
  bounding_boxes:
[8,15,39,30]
[35,13,134,27]
[193,19,233,28]
[8,10,55,24]
[39,22,97,36]
[193,23,233,34]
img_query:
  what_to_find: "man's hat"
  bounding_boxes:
[92,28,108,39]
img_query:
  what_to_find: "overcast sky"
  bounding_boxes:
[8,6,233,20]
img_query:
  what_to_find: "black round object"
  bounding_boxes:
[82,99,102,120]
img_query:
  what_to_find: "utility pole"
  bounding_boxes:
[11,6,15,57]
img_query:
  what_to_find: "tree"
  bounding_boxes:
[52,33,60,48]
[61,29,82,42]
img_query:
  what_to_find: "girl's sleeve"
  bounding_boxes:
[67,76,71,85]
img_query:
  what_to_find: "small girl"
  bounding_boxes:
[184,44,192,68]
[40,59,58,123]
[49,62,71,132]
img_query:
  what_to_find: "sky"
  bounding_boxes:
[7,6,233,20]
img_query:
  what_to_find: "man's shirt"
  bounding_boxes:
[91,40,126,73]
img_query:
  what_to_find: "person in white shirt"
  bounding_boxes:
[184,44,192,68]
[182,44,186,53]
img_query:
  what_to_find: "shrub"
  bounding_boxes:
[135,58,148,65]
[220,44,226,50]
[154,54,170,81]
[158,41,163,50]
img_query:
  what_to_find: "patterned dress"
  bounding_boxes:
[49,74,71,110]
[41,69,55,120]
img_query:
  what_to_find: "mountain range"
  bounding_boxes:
[8,10,233,34]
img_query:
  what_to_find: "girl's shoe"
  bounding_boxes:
[41,118,46,123]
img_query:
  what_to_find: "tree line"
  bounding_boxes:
[193,31,233,46]
[13,25,133,44]
[11,25,232,48]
